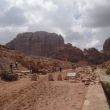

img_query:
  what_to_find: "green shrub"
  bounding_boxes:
[106,68,110,75]
[0,70,18,81]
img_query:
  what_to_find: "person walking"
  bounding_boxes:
[59,67,62,72]
[15,62,18,69]
[10,63,13,73]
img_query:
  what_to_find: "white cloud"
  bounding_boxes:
[0,0,110,50]
[0,7,27,26]
[0,26,28,44]
[81,3,110,28]
[86,39,100,48]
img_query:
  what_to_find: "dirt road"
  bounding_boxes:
[0,71,87,110]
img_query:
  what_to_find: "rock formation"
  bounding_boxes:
[6,31,64,56]
[6,31,110,64]
[84,48,110,64]
[103,37,110,54]
[52,43,84,62]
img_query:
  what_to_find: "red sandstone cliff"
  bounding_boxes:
[6,31,64,56]
[6,31,110,64]
[103,37,110,54]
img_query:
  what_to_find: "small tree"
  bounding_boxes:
[0,70,18,81]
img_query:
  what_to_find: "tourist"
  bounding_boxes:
[31,66,35,74]
[72,64,74,69]
[10,63,13,73]
[15,61,18,69]
[59,67,62,72]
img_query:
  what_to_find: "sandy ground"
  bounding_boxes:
[0,70,87,110]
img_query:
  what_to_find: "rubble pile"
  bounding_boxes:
[14,70,30,78]
[75,66,100,86]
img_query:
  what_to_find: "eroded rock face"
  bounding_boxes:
[6,31,110,64]
[103,37,110,54]
[52,43,84,62]
[6,31,64,56]
[84,48,110,64]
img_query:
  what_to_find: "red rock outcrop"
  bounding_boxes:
[52,43,84,62]
[6,31,64,56]
[103,37,110,54]
[6,31,110,65]
[84,48,110,64]
[6,31,85,63]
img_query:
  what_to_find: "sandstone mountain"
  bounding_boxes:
[6,31,110,65]
[6,31,64,56]
[103,37,110,54]
[6,31,84,63]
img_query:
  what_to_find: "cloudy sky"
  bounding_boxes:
[0,0,110,50]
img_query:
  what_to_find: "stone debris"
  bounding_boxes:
[14,65,100,86]
[69,66,100,86]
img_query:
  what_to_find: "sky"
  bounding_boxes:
[0,0,110,50]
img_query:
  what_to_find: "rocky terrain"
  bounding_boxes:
[0,34,110,110]
[6,31,110,65]
[52,43,84,62]
[0,64,101,110]
[83,48,110,64]
[0,44,71,74]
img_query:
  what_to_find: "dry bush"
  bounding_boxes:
[57,74,63,81]
[48,74,54,81]
[0,70,18,81]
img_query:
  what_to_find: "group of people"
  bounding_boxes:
[9,61,64,74]
[52,66,62,72]
[9,61,40,75]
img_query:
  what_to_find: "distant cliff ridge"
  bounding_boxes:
[6,31,64,56]
[6,31,110,64]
